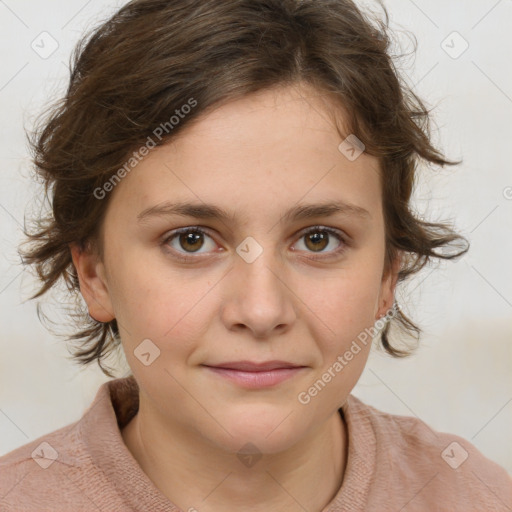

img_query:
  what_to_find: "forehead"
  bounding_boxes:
[106,84,382,224]
[172,83,351,155]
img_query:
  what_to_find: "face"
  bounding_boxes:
[72,83,399,454]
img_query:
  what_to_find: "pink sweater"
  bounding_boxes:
[1,376,511,511]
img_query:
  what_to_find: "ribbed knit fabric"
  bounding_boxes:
[1,376,511,511]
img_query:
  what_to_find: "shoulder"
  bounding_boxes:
[0,420,93,511]
[0,379,124,511]
[345,394,512,511]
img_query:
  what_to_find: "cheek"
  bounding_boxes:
[308,265,384,341]
[107,251,216,348]
[304,274,378,403]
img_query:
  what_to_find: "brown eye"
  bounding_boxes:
[304,230,329,252]
[163,227,217,257]
[292,226,347,258]
[161,225,348,263]
[178,231,205,252]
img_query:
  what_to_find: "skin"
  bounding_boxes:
[71,82,401,512]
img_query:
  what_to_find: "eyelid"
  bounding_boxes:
[161,224,349,261]
[292,225,349,260]
[295,224,347,241]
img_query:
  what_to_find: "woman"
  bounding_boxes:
[1,0,511,510]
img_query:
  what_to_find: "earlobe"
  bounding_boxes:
[376,251,402,320]
[69,242,115,323]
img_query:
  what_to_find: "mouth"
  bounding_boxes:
[201,360,307,389]
[203,360,304,372]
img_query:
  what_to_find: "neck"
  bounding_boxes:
[121,397,348,512]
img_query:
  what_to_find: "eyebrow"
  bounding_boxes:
[137,200,371,224]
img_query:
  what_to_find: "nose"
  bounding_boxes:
[219,247,297,339]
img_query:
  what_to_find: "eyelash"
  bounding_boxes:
[160,225,350,263]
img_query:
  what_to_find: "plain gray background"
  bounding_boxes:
[0,0,511,473]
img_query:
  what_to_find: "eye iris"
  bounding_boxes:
[305,231,329,252]
[179,232,204,252]
[174,229,333,255]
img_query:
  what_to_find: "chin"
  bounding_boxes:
[210,410,304,455]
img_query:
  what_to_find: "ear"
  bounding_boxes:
[69,242,115,323]
[375,250,402,320]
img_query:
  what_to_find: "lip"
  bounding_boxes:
[204,360,303,371]
[201,361,307,389]
[203,366,306,388]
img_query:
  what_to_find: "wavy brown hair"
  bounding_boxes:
[20,0,469,377]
